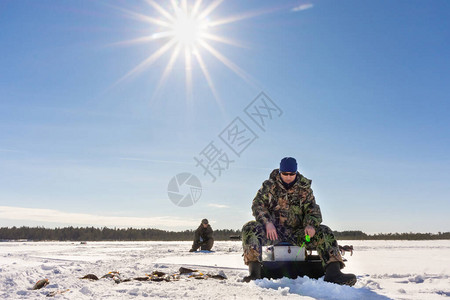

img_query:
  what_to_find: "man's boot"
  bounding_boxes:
[324,262,357,286]
[243,262,261,282]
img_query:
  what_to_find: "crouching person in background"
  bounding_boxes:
[190,219,214,252]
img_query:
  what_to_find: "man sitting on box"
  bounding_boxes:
[241,157,356,285]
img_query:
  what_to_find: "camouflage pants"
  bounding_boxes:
[241,221,344,268]
[191,238,214,251]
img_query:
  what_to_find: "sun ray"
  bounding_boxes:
[191,0,203,18]
[151,44,182,102]
[108,4,171,27]
[208,7,281,27]
[198,0,224,20]
[185,46,193,103]
[170,0,183,18]
[109,33,168,47]
[200,32,247,48]
[150,31,175,40]
[194,51,226,115]
[146,0,176,22]
[116,38,177,85]
[199,40,258,88]
[181,0,188,14]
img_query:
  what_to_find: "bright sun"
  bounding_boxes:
[171,12,208,47]
[115,0,259,102]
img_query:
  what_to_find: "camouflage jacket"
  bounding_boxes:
[194,224,213,241]
[252,169,322,230]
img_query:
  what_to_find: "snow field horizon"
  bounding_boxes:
[1,240,449,299]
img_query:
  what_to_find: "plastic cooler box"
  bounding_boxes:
[261,242,324,279]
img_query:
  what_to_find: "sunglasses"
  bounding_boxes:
[281,172,296,176]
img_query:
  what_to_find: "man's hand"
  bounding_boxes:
[265,222,278,240]
[304,225,316,238]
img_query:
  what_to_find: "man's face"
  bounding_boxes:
[280,172,296,184]
[202,223,208,228]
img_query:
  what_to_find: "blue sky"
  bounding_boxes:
[1,0,449,234]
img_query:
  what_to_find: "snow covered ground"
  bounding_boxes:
[0,240,449,299]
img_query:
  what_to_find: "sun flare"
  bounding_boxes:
[114,0,263,103]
